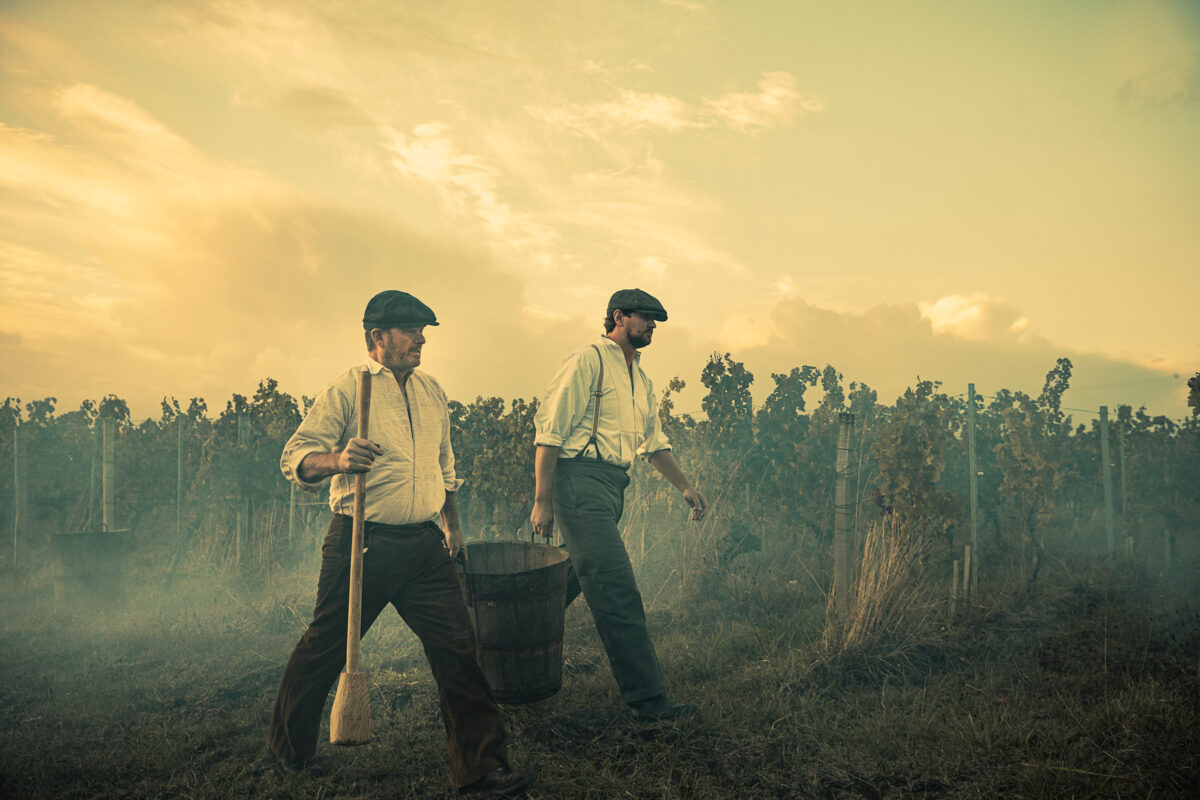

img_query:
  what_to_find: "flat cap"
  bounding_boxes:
[607,288,667,322]
[362,290,439,329]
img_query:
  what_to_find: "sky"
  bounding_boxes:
[1,0,1197,423]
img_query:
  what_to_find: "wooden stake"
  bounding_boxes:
[11,422,19,570]
[951,559,960,618]
[176,417,184,544]
[87,423,96,530]
[1099,406,1115,557]
[235,413,242,567]
[963,545,972,604]
[967,384,980,599]
[832,412,855,619]
[1117,417,1127,519]
[102,418,115,532]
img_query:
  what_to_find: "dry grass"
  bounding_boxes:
[0,526,1197,799]
[822,516,940,664]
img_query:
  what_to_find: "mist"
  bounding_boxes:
[1,356,1197,797]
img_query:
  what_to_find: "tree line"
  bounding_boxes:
[2,361,1197,581]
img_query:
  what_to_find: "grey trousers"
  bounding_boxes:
[554,458,667,704]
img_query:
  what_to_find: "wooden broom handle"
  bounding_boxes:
[346,369,371,674]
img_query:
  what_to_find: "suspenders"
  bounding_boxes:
[576,344,605,461]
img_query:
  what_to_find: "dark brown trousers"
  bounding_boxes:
[268,515,508,788]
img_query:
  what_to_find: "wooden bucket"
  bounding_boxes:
[50,531,134,611]
[461,541,570,704]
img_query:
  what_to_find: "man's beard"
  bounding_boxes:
[386,346,421,372]
[629,331,653,349]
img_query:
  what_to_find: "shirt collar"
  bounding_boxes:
[598,334,641,362]
[365,358,388,376]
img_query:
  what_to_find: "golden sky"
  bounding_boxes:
[2,0,1197,420]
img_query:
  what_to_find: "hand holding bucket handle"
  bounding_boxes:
[330,369,372,745]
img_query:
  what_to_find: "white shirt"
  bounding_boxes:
[534,336,672,469]
[280,359,462,525]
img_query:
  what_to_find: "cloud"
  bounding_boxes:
[274,85,372,129]
[1104,0,1200,112]
[660,0,705,12]
[0,182,591,416]
[384,122,562,261]
[555,168,735,265]
[380,117,749,311]
[1116,63,1200,111]
[0,82,583,416]
[0,13,86,80]
[380,119,741,292]
[1,83,282,228]
[918,293,1032,342]
[55,82,178,144]
[772,276,798,299]
[639,256,668,282]
[703,72,825,133]
[131,2,767,313]
[712,297,1185,416]
[0,240,125,341]
[528,90,700,135]
[527,71,822,137]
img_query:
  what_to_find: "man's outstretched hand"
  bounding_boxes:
[682,488,708,521]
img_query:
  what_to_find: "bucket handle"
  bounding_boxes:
[521,524,559,547]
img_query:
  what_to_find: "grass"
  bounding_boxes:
[0,532,1197,799]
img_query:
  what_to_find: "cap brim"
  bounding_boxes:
[363,319,439,328]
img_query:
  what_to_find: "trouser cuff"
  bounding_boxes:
[621,683,669,705]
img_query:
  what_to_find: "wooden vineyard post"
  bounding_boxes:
[102,417,115,532]
[967,383,980,600]
[87,422,98,530]
[11,421,20,570]
[235,413,242,567]
[1118,417,1128,557]
[1118,417,1127,519]
[962,545,972,606]
[950,559,960,619]
[176,416,184,545]
[1099,406,1116,557]
[832,412,855,619]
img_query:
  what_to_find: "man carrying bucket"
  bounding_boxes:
[531,288,709,721]
[269,290,534,796]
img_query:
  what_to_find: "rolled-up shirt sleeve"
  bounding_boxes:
[637,379,672,458]
[280,383,352,493]
[435,382,464,493]
[534,351,595,448]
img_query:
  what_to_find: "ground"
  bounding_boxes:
[0,549,1196,799]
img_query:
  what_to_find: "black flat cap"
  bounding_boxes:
[362,290,439,329]
[607,288,667,322]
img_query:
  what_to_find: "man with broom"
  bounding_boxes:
[530,288,708,721]
[269,290,534,797]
